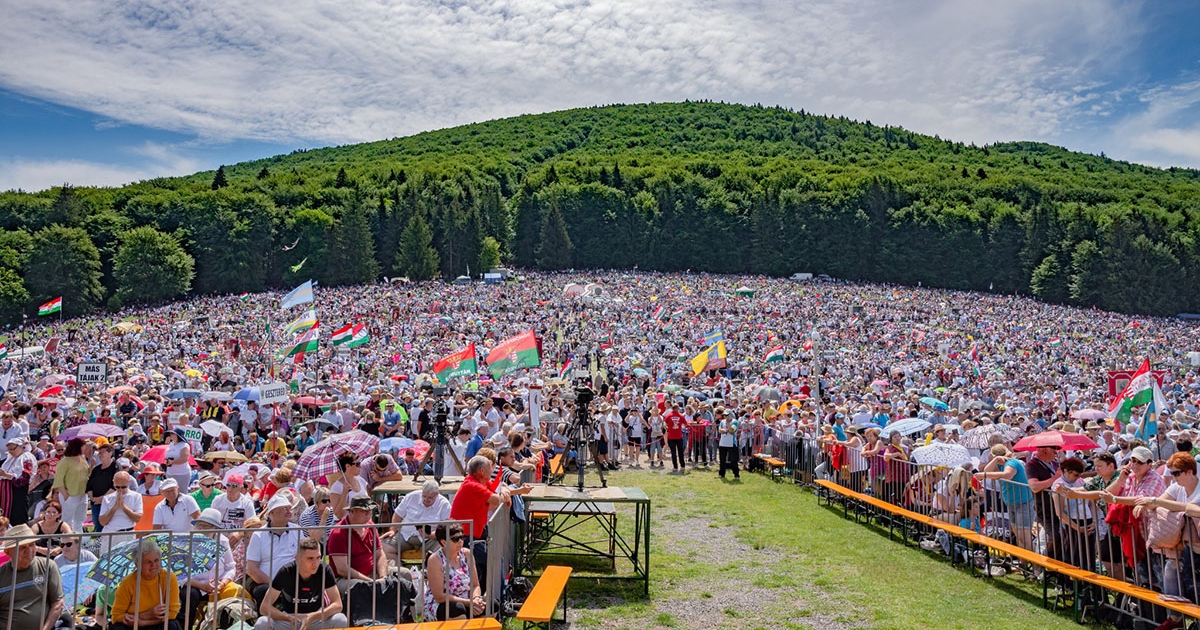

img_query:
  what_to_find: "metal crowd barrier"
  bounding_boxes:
[0,508,515,630]
[780,435,1200,625]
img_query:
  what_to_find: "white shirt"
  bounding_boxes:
[165,442,191,476]
[185,534,236,583]
[211,493,256,530]
[393,492,451,540]
[247,526,300,581]
[100,490,144,531]
[153,494,200,533]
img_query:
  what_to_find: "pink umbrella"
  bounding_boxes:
[141,444,198,466]
[412,439,431,461]
[1013,430,1100,452]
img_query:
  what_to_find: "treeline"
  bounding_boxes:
[1,101,1200,322]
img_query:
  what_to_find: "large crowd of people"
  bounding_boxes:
[0,270,1199,629]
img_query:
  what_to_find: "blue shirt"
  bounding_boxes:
[1000,458,1034,506]
[465,434,484,459]
[382,410,403,428]
[832,424,846,442]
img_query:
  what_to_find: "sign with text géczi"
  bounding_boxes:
[76,362,108,384]
[259,381,290,405]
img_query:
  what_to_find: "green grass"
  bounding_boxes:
[515,468,1085,630]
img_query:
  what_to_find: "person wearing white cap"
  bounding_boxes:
[151,478,200,533]
[246,495,301,610]
[0,436,36,525]
[178,508,241,629]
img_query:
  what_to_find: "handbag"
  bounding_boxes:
[1145,505,1184,551]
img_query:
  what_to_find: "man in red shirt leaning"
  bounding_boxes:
[663,403,686,471]
[449,455,511,594]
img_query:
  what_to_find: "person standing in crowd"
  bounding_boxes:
[87,441,118,534]
[0,437,36,525]
[717,409,740,480]
[163,427,192,491]
[98,471,143,550]
[663,404,685,472]
[51,438,90,533]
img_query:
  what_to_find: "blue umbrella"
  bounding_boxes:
[380,437,416,453]
[632,368,650,377]
[919,397,949,411]
[60,561,104,607]
[166,389,204,400]
[88,534,219,586]
[233,387,260,401]
[880,418,931,437]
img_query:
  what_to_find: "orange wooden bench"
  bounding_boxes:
[516,565,572,629]
[345,618,501,629]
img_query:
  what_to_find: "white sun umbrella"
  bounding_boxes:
[910,443,972,468]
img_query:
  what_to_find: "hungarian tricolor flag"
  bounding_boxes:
[433,343,478,382]
[1108,359,1168,425]
[0,343,6,361]
[485,330,541,377]
[331,323,369,347]
[38,297,62,316]
[650,304,664,321]
[278,325,319,362]
[764,345,784,363]
[559,357,573,379]
[1049,338,1062,347]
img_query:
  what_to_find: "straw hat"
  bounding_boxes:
[1,524,35,552]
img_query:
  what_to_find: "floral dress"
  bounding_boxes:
[423,547,472,620]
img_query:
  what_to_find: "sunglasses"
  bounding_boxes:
[1169,469,1184,477]
[449,535,467,543]
[320,499,331,504]
[62,542,75,548]
[1131,459,1149,465]
[113,485,128,489]
[201,483,216,488]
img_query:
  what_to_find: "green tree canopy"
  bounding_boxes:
[396,213,439,281]
[25,225,105,317]
[537,205,573,270]
[112,226,195,304]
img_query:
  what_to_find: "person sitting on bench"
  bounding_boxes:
[423,523,485,621]
[255,537,346,630]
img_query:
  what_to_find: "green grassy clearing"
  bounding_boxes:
[513,467,1084,629]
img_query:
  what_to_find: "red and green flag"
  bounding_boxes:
[1107,359,1168,426]
[278,325,319,362]
[331,323,369,347]
[38,297,62,316]
[433,343,478,382]
[764,345,784,363]
[0,343,7,361]
[485,330,541,377]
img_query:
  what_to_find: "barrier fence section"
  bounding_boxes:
[0,511,514,630]
[770,434,1200,626]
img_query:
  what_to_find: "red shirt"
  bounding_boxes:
[326,518,380,579]
[664,411,685,440]
[450,474,493,538]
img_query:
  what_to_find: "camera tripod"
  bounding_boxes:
[556,384,608,491]
[412,397,451,484]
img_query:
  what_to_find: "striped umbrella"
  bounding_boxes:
[294,430,380,479]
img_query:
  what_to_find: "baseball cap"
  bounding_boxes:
[226,473,245,485]
[1130,446,1154,464]
[159,478,179,491]
[266,495,291,513]
[192,508,223,528]
[7,437,26,448]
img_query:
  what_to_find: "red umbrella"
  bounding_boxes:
[106,385,137,395]
[412,439,431,461]
[38,385,64,398]
[141,444,198,466]
[35,397,64,406]
[1013,430,1099,452]
[292,396,328,407]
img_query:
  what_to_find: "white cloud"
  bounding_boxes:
[1,0,1191,175]
[0,142,200,192]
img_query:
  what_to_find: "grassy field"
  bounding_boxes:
[527,466,1084,630]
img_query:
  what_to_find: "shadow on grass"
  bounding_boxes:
[813,497,1076,620]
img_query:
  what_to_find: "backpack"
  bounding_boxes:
[199,596,256,630]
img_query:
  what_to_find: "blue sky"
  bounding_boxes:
[2,0,1200,192]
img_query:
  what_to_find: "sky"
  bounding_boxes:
[2,0,1200,192]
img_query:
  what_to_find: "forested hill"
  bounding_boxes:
[2,101,1200,322]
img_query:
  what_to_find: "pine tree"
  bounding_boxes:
[47,185,86,226]
[257,167,270,179]
[211,166,228,190]
[326,206,379,285]
[395,213,439,280]
[611,163,623,189]
[334,167,350,188]
[536,205,573,270]
[512,181,541,268]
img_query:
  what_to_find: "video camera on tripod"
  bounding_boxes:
[557,380,606,490]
